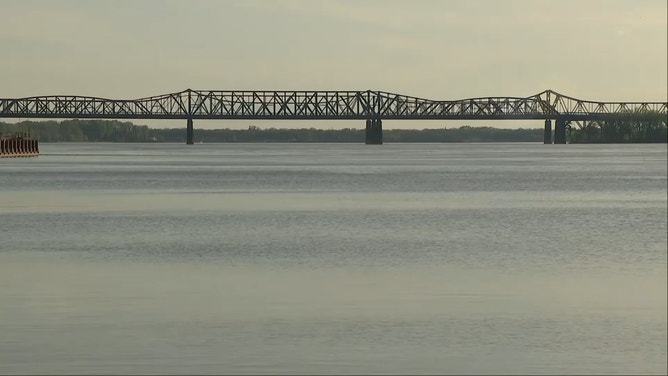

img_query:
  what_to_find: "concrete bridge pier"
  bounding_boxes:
[554,119,567,144]
[543,119,552,144]
[186,118,194,145]
[365,118,383,145]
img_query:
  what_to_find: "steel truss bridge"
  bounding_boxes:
[1,89,666,144]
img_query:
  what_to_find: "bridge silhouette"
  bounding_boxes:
[1,89,665,144]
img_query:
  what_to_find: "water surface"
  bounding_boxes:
[1,143,666,374]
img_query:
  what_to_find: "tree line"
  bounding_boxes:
[0,118,665,143]
[568,113,667,143]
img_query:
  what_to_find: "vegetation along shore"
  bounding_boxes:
[1,119,665,143]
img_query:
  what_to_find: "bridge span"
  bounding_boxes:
[1,89,665,144]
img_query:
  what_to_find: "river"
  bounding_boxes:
[1,142,666,374]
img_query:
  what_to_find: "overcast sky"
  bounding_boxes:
[1,0,666,129]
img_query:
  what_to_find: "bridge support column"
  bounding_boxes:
[365,118,383,145]
[186,118,194,145]
[554,119,567,144]
[544,119,552,144]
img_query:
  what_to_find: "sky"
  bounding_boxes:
[1,0,666,129]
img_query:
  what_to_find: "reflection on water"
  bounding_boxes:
[1,143,666,374]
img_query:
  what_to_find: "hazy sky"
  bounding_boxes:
[1,0,666,129]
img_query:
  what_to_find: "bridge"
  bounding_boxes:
[1,89,665,144]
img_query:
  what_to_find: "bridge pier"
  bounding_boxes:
[554,119,567,144]
[544,119,552,144]
[186,118,194,145]
[365,118,382,145]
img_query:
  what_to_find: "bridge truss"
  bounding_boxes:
[1,89,666,121]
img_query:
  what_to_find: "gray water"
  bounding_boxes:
[1,142,666,375]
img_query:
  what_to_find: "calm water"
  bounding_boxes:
[1,142,666,375]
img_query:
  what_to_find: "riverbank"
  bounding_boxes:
[2,119,666,143]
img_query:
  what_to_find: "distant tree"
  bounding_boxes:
[569,111,667,143]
